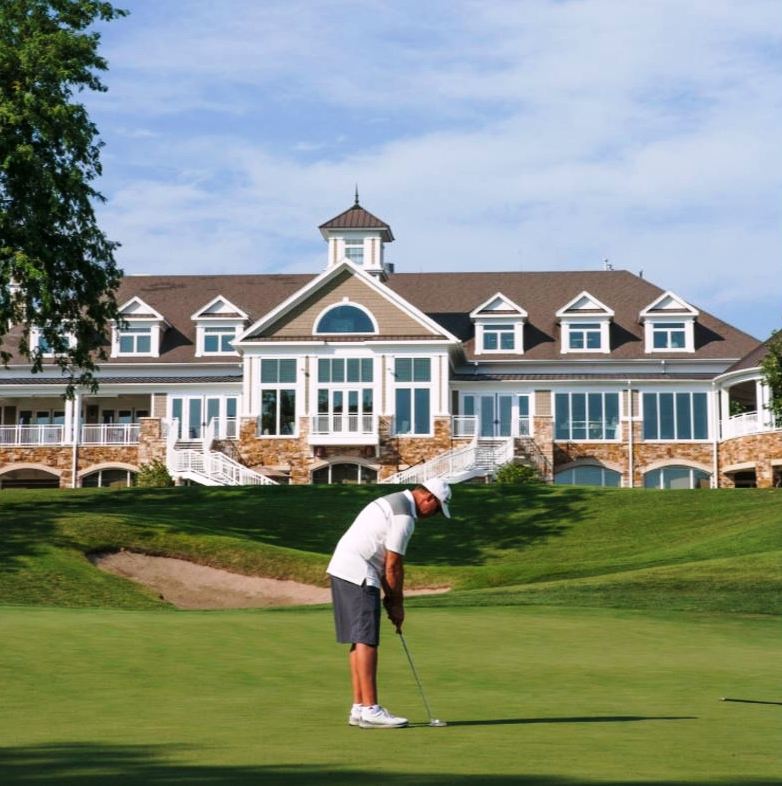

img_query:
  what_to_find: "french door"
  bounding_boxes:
[479,394,513,437]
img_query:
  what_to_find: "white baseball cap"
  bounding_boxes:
[422,478,452,518]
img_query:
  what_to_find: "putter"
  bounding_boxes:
[398,631,447,727]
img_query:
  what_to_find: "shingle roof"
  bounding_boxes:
[319,202,394,241]
[724,332,779,373]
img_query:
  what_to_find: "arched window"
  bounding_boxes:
[81,468,137,488]
[643,465,710,489]
[312,463,377,485]
[316,304,375,334]
[554,465,621,487]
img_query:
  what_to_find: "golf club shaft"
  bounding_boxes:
[398,632,436,721]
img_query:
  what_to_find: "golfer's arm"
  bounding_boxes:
[383,550,404,601]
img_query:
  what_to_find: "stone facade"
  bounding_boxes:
[719,431,782,488]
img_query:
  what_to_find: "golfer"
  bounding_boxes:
[327,478,452,729]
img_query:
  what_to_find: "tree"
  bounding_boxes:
[760,329,782,424]
[0,0,126,395]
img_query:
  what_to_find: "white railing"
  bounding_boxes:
[310,414,376,435]
[170,448,276,486]
[81,423,141,445]
[382,442,481,485]
[0,425,65,446]
[721,410,777,440]
[225,417,238,439]
[452,416,476,438]
[518,417,531,437]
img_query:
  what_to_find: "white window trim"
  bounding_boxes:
[111,321,161,358]
[195,321,242,357]
[312,298,379,335]
[560,319,611,354]
[30,327,76,356]
[640,389,711,442]
[643,317,695,353]
[553,390,622,442]
[391,355,434,437]
[258,358,299,438]
[475,319,525,355]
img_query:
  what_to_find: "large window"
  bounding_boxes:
[316,305,374,334]
[118,325,152,354]
[644,466,710,489]
[555,465,621,487]
[482,324,515,352]
[394,358,431,435]
[555,392,619,440]
[642,392,708,440]
[568,323,602,351]
[316,358,374,434]
[344,239,364,264]
[651,322,686,350]
[259,359,297,436]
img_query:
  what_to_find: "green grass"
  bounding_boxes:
[1,604,779,785]
[1,484,780,614]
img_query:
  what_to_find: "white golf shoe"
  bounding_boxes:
[359,705,408,729]
[348,705,362,726]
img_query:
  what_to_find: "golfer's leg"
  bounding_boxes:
[349,644,362,704]
[353,642,378,706]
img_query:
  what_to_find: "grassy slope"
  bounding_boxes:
[0,484,780,614]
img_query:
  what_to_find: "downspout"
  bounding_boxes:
[626,381,633,488]
[711,381,719,488]
[70,392,81,489]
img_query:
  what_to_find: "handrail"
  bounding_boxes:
[80,423,141,445]
[170,447,277,486]
[516,437,552,479]
[721,410,777,440]
[0,424,65,446]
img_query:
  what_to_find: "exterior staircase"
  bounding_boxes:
[166,420,276,486]
[381,438,515,485]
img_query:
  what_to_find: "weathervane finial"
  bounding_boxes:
[354,184,360,206]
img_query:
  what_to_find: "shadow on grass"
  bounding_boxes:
[0,743,778,786]
[444,715,697,727]
[0,483,593,571]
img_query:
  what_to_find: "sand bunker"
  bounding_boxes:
[92,551,448,610]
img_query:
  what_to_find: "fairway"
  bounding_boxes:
[1,604,778,785]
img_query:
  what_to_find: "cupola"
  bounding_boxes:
[318,191,394,278]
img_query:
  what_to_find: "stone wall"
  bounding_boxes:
[138,417,167,465]
[718,431,782,488]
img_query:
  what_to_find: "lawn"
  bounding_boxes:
[1,484,779,784]
[0,604,779,785]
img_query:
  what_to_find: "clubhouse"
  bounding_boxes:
[1,199,779,489]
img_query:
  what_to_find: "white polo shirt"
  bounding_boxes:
[327,490,417,588]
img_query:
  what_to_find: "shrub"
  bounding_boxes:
[136,459,175,488]
[495,461,541,485]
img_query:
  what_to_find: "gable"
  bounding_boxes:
[470,292,527,318]
[556,291,614,318]
[255,269,443,339]
[118,296,165,322]
[191,296,248,320]
[641,291,699,317]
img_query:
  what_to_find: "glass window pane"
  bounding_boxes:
[279,360,296,383]
[572,394,586,440]
[137,335,151,353]
[518,396,529,417]
[220,333,234,352]
[261,360,278,383]
[347,358,360,382]
[588,393,603,439]
[693,393,708,439]
[644,469,661,488]
[569,332,584,349]
[653,332,667,349]
[666,467,691,489]
[318,389,329,413]
[280,390,296,435]
[226,398,237,418]
[332,359,344,383]
[605,394,619,439]
[316,305,373,333]
[586,331,601,349]
[361,358,373,382]
[659,393,675,439]
[463,396,475,416]
[414,388,430,434]
[362,389,373,414]
[500,332,515,350]
[676,393,691,439]
[395,358,412,382]
[395,389,411,433]
[643,394,658,439]
[261,391,278,435]
[119,335,134,353]
[671,331,685,348]
[483,332,498,350]
[318,359,329,383]
[413,358,431,382]
[348,391,359,414]
[555,393,569,440]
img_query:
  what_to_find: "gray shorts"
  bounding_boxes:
[330,576,381,647]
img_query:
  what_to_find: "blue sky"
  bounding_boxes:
[87,0,781,340]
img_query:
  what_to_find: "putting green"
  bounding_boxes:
[0,604,778,785]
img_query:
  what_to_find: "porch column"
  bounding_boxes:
[64,397,75,444]
[758,380,772,428]
[720,388,730,437]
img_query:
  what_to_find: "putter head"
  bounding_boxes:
[429,719,447,727]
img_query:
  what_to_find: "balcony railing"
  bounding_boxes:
[451,416,531,439]
[311,413,376,435]
[721,410,777,440]
[0,425,65,446]
[81,423,141,445]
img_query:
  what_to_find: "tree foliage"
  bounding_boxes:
[0,0,126,395]
[495,461,541,484]
[135,459,174,488]
[760,329,782,423]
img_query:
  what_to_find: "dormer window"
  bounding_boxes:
[470,293,527,356]
[30,326,75,356]
[568,322,602,351]
[191,296,247,357]
[557,292,614,355]
[640,292,698,353]
[112,297,168,358]
[118,325,152,354]
[315,301,377,334]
